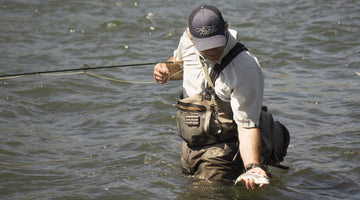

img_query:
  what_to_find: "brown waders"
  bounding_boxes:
[181,141,244,181]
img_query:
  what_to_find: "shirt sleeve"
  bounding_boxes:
[173,31,193,67]
[225,52,264,128]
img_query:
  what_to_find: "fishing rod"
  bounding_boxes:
[0,60,183,79]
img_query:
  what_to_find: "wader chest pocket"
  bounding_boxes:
[176,99,210,146]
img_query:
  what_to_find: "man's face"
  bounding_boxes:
[200,45,225,62]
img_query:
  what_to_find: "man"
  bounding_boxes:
[153,5,267,190]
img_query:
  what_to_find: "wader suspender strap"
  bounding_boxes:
[200,42,248,92]
[209,42,248,84]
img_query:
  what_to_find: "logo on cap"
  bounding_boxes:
[196,21,219,36]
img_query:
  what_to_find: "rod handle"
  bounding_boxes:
[171,60,183,65]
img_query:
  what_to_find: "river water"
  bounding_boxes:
[1,0,359,199]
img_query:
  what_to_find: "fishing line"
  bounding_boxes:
[85,72,155,84]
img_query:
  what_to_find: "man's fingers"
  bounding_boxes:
[242,178,260,191]
[247,178,255,190]
[153,63,170,84]
[155,63,169,74]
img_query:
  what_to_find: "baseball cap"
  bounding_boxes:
[188,5,226,51]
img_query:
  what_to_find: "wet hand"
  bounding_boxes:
[239,167,268,190]
[153,63,170,84]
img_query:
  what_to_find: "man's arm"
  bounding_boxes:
[153,56,183,84]
[238,126,267,190]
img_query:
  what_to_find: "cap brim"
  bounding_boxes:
[192,34,227,51]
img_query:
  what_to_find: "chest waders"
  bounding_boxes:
[176,43,248,147]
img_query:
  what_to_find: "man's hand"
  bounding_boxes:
[153,63,170,84]
[239,167,268,190]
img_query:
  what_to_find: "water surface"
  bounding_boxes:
[1,0,359,199]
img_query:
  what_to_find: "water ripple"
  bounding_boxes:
[1,0,360,199]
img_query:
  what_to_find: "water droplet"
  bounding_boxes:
[107,22,117,28]
[146,12,154,20]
